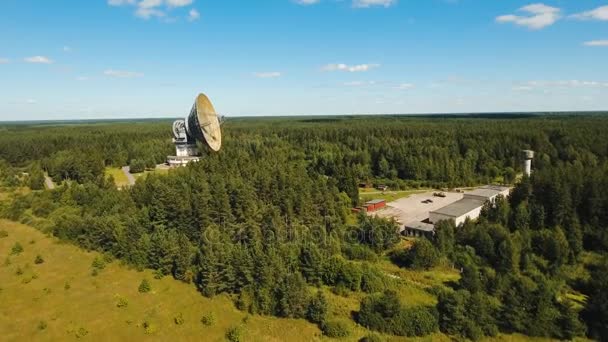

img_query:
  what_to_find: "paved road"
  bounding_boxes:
[121,166,136,186]
[44,175,55,190]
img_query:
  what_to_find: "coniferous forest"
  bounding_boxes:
[1,114,608,341]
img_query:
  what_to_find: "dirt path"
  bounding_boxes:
[44,175,55,190]
[121,166,136,186]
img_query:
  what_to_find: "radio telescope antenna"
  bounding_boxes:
[167,93,223,167]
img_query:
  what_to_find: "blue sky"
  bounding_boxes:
[1,0,608,120]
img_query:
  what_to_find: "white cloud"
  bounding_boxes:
[584,40,608,47]
[571,5,608,21]
[108,0,136,5]
[395,83,414,90]
[496,3,561,30]
[109,0,197,21]
[26,99,37,104]
[353,0,397,8]
[343,81,376,86]
[136,7,165,19]
[104,69,144,78]
[166,0,194,7]
[138,0,163,9]
[323,63,380,72]
[513,86,533,91]
[24,56,53,64]
[523,80,608,88]
[0,58,9,64]
[253,71,282,78]
[294,0,320,5]
[188,8,200,21]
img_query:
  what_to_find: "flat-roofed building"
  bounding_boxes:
[463,185,510,202]
[429,198,485,226]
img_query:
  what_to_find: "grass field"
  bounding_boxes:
[0,220,321,342]
[105,167,130,188]
[359,189,430,203]
[0,220,565,342]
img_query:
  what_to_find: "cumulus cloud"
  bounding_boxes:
[294,0,320,5]
[188,8,200,21]
[253,72,282,78]
[496,3,561,30]
[110,0,196,21]
[353,0,397,8]
[104,69,144,78]
[571,5,608,21]
[24,56,53,64]
[583,40,608,47]
[343,81,376,86]
[523,80,608,88]
[395,83,414,90]
[108,0,136,5]
[166,0,193,7]
[323,63,380,72]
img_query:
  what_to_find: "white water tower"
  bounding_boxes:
[522,150,534,177]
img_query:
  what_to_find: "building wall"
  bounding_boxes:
[430,206,484,226]
[454,206,483,226]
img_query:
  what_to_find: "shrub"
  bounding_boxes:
[64,282,71,290]
[11,242,23,255]
[34,255,44,264]
[306,291,328,324]
[75,327,88,338]
[138,279,151,293]
[359,333,383,342]
[15,266,23,275]
[226,325,242,342]
[201,312,216,326]
[321,319,351,338]
[143,321,157,334]
[91,256,105,270]
[38,321,47,330]
[116,296,128,308]
[0,230,7,238]
[174,313,185,325]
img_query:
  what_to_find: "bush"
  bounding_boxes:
[138,279,151,293]
[174,313,185,325]
[116,296,128,308]
[38,320,47,330]
[129,159,146,174]
[226,325,242,342]
[201,312,216,326]
[91,256,105,270]
[0,230,7,238]
[11,242,23,255]
[306,291,328,324]
[34,255,44,264]
[321,319,351,338]
[392,238,440,270]
[359,333,383,342]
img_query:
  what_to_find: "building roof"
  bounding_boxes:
[430,198,484,218]
[404,221,435,232]
[464,185,510,200]
[366,199,386,204]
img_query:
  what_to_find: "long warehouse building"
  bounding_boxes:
[428,185,510,226]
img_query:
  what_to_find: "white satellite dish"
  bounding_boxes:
[167,93,223,166]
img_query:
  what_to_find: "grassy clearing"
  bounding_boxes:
[104,168,129,188]
[132,167,169,180]
[359,189,430,203]
[0,220,319,342]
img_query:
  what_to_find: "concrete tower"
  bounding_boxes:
[522,150,534,177]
